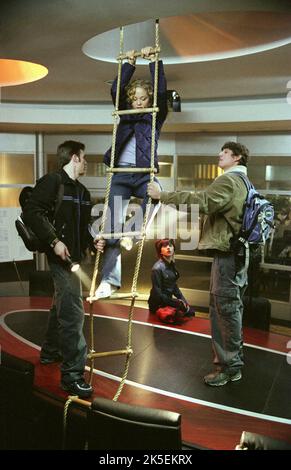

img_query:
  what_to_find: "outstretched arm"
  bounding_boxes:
[143,47,167,122]
[148,174,239,215]
[111,50,136,109]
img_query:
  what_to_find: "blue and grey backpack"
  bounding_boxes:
[234,172,275,247]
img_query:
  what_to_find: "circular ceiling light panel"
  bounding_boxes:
[83,12,291,64]
[0,59,48,87]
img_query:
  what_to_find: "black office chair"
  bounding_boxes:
[86,397,182,450]
[0,351,35,449]
[236,431,291,450]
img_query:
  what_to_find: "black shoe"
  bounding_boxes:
[184,308,195,318]
[61,379,93,398]
[40,352,62,365]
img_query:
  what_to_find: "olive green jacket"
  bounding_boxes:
[160,165,248,252]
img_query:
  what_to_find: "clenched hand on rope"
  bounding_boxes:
[125,46,156,66]
[93,238,105,253]
[141,46,156,62]
[147,181,161,200]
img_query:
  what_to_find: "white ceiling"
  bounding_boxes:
[1,0,291,107]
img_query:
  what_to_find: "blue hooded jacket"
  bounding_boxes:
[103,60,168,172]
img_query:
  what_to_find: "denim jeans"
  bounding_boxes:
[209,252,248,374]
[41,261,87,384]
[101,172,160,287]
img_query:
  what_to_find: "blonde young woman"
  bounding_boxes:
[95,47,168,298]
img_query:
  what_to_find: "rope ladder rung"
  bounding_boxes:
[86,291,139,302]
[67,396,92,407]
[93,231,143,240]
[117,46,160,61]
[107,167,157,174]
[112,107,159,116]
[88,348,133,359]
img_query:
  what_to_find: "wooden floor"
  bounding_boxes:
[1,296,291,450]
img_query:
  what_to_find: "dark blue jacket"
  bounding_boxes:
[148,258,186,313]
[103,61,168,172]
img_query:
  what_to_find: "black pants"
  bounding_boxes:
[41,261,87,384]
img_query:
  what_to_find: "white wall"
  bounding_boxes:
[0,133,35,152]
[2,131,290,157]
[43,134,112,154]
[42,132,291,157]
[176,134,237,154]
[1,96,291,127]
[240,135,291,155]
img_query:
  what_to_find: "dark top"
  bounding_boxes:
[23,170,92,263]
[148,258,187,313]
[103,61,168,171]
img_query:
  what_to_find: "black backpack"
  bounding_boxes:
[15,174,64,253]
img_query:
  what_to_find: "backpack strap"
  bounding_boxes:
[230,171,253,192]
[223,171,250,234]
[53,173,64,220]
[224,171,251,270]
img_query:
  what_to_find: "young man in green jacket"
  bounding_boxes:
[147,141,249,386]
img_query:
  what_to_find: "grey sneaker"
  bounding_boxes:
[94,281,117,299]
[204,370,242,387]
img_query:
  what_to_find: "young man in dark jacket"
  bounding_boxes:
[95,46,168,299]
[23,140,104,398]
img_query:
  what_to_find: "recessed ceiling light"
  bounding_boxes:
[0,59,48,87]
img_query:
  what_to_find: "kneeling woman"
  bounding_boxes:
[148,239,195,324]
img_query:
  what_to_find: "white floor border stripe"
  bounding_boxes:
[0,308,288,357]
[0,309,46,351]
[88,366,291,426]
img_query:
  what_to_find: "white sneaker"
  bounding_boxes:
[95,281,117,299]
[120,236,133,251]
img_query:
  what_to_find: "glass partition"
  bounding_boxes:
[47,154,173,178]
[248,156,291,191]
[47,154,106,176]
[0,153,34,185]
[158,155,173,178]
[0,188,23,207]
[177,155,223,190]
[0,153,34,208]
